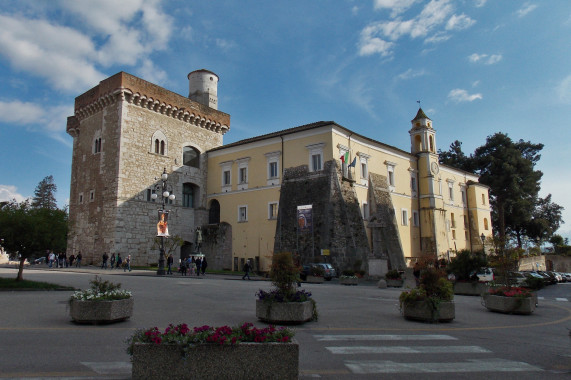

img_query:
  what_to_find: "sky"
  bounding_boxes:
[0,0,570,241]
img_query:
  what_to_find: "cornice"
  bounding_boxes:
[74,87,229,135]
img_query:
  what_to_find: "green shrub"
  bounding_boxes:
[385,269,402,280]
[447,250,487,281]
[523,276,544,290]
[270,252,300,298]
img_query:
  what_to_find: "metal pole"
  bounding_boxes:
[157,173,167,276]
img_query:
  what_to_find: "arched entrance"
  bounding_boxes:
[209,199,220,224]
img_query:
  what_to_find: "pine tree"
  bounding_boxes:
[32,175,58,210]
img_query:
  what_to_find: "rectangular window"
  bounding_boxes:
[79,193,83,204]
[223,170,231,186]
[89,190,95,202]
[388,169,395,187]
[448,183,454,201]
[412,211,419,227]
[238,206,248,222]
[411,176,417,192]
[451,213,456,228]
[361,162,368,179]
[239,167,247,184]
[464,215,469,229]
[269,162,278,178]
[461,189,467,204]
[311,154,322,171]
[183,183,194,208]
[401,209,408,226]
[452,230,456,240]
[362,203,369,220]
[268,202,278,220]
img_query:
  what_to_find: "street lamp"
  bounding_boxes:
[151,168,175,275]
[480,233,486,255]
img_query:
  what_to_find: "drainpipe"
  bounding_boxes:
[416,155,422,255]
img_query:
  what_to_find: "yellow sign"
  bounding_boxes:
[321,249,330,256]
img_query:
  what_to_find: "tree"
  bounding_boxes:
[472,133,543,249]
[438,140,475,172]
[523,194,564,246]
[32,175,58,210]
[0,200,68,280]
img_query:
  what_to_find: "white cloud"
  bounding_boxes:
[472,80,480,87]
[0,100,72,144]
[352,6,360,15]
[446,13,476,30]
[374,0,419,17]
[0,185,27,203]
[448,89,483,102]
[216,38,237,50]
[398,68,427,80]
[359,0,475,56]
[556,74,571,103]
[0,0,173,93]
[516,2,538,18]
[468,53,502,64]
[138,59,168,87]
[475,0,487,7]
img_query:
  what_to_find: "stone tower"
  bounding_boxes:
[66,71,230,266]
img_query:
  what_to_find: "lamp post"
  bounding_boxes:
[480,233,486,255]
[151,168,175,275]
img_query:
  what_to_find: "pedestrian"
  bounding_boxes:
[101,252,109,269]
[201,257,207,276]
[124,255,131,272]
[48,251,55,268]
[180,258,187,276]
[110,253,116,269]
[63,252,68,268]
[167,254,173,275]
[413,262,421,286]
[75,252,82,268]
[195,257,202,277]
[116,253,122,269]
[69,254,75,267]
[242,260,251,280]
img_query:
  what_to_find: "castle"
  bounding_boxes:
[66,70,492,274]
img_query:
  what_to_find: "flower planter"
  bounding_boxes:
[453,282,489,296]
[132,340,299,380]
[69,298,133,324]
[339,277,358,286]
[256,299,314,324]
[304,275,324,283]
[402,300,455,322]
[483,294,536,315]
[386,279,403,287]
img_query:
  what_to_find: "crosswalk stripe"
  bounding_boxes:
[555,297,568,301]
[326,345,491,354]
[314,334,457,341]
[344,358,543,374]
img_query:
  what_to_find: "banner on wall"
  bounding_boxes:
[297,205,313,233]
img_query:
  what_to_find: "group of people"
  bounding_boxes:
[47,251,82,268]
[101,252,131,272]
[179,255,207,276]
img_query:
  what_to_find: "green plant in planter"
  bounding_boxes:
[70,276,131,302]
[309,265,325,277]
[256,252,317,321]
[399,268,453,321]
[385,269,402,280]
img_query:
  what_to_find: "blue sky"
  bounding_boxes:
[1,0,570,241]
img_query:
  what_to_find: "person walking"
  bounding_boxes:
[124,255,131,272]
[242,260,251,280]
[110,253,116,269]
[68,254,75,267]
[75,252,82,268]
[101,253,109,269]
[116,253,123,269]
[48,251,55,268]
[167,254,174,275]
[201,257,207,276]
[195,257,202,277]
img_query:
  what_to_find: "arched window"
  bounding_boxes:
[160,140,165,155]
[209,200,220,224]
[414,135,422,152]
[481,194,486,205]
[183,183,199,208]
[484,218,489,230]
[429,136,434,152]
[183,146,200,168]
[155,139,160,154]
[150,131,168,156]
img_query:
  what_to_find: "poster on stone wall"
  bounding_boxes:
[157,211,169,237]
[297,205,312,233]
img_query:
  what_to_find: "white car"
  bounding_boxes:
[469,267,495,282]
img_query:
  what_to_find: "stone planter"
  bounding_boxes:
[339,277,358,286]
[402,300,455,322]
[386,279,403,287]
[256,299,314,324]
[482,294,536,315]
[69,298,133,324]
[132,340,298,380]
[304,275,324,283]
[453,282,489,296]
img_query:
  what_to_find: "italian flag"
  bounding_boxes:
[340,151,349,163]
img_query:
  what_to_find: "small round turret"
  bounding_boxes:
[188,69,219,109]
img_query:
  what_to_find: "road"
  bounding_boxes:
[0,266,570,379]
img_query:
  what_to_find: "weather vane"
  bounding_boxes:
[417,100,421,107]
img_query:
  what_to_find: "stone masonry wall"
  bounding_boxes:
[273,160,370,273]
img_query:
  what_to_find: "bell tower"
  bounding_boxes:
[409,108,445,258]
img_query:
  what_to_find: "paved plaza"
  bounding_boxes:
[0,265,570,379]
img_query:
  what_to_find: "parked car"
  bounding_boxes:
[300,263,337,281]
[469,267,495,282]
[562,273,571,282]
[538,271,558,285]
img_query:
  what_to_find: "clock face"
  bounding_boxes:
[431,162,439,174]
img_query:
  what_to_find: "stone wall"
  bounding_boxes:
[273,160,370,273]
[519,255,571,272]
